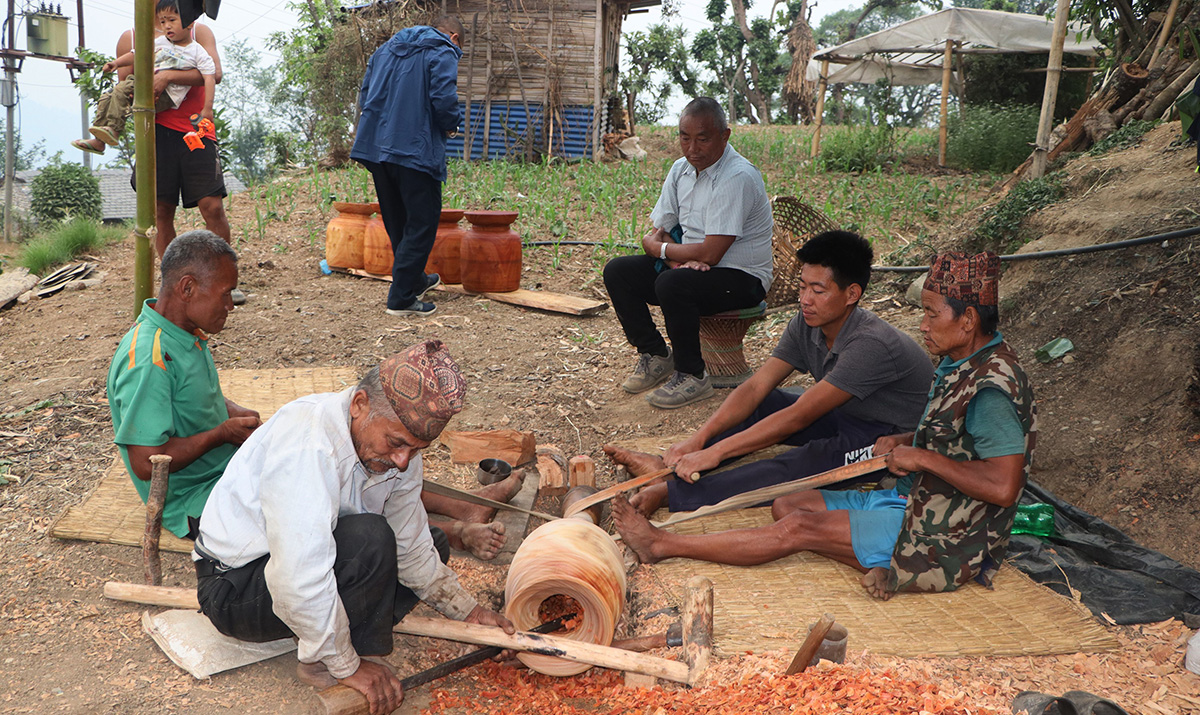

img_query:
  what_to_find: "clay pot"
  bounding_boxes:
[461,210,521,293]
[363,212,392,275]
[423,209,465,283]
[325,201,374,270]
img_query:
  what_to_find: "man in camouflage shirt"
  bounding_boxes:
[612,251,1036,602]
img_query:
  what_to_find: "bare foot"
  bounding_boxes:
[612,495,665,564]
[629,482,668,517]
[861,567,894,601]
[459,521,506,560]
[437,469,527,524]
[296,660,337,689]
[602,444,665,478]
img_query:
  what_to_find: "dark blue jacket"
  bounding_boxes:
[350,25,462,181]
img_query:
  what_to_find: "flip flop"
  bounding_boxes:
[71,139,103,155]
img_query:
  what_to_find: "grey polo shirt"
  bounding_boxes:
[649,143,774,291]
[771,307,934,431]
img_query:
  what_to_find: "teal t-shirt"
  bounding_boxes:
[106,299,234,538]
[896,332,1024,496]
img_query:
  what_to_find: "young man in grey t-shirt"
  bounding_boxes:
[605,230,933,515]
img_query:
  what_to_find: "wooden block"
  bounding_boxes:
[440,430,535,466]
[623,671,657,689]
[568,455,595,488]
[683,576,714,686]
[105,582,201,609]
[536,444,569,497]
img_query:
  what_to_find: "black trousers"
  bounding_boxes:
[361,160,442,310]
[196,514,450,657]
[603,254,766,376]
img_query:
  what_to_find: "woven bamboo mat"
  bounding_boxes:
[51,368,359,551]
[650,508,1120,659]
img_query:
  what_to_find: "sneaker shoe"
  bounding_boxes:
[621,350,674,394]
[230,288,247,306]
[89,125,118,147]
[419,273,441,298]
[647,371,714,409]
[386,299,437,316]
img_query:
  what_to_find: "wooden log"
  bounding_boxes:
[440,429,536,466]
[568,455,595,489]
[143,454,171,586]
[536,444,569,497]
[1031,0,1071,179]
[682,576,713,686]
[561,485,601,523]
[104,581,200,610]
[1113,62,1150,106]
[317,685,363,715]
[785,613,835,675]
[1141,59,1200,121]
[809,59,828,158]
[938,39,954,167]
[393,616,691,684]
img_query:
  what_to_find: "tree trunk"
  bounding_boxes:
[783,0,818,123]
[1140,59,1200,121]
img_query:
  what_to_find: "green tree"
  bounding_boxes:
[621,24,698,126]
[689,0,790,124]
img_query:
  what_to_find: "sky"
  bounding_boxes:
[13,0,862,168]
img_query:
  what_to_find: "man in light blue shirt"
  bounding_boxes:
[603,97,774,409]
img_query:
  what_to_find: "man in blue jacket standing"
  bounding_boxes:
[351,16,464,316]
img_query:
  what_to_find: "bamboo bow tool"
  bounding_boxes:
[648,455,889,530]
[421,479,560,522]
[561,466,676,518]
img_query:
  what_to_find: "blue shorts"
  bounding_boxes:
[820,488,907,569]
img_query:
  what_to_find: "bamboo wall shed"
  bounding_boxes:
[443,0,659,160]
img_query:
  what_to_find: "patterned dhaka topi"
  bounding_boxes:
[378,340,467,441]
[923,251,1000,306]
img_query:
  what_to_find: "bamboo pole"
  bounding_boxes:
[809,59,828,158]
[937,39,954,167]
[591,0,603,160]
[1147,0,1180,70]
[482,3,493,159]
[1031,0,1071,179]
[132,0,156,316]
[544,1,554,156]
[463,13,477,161]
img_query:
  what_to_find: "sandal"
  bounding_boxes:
[71,139,103,155]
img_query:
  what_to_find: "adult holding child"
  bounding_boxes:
[111,0,235,281]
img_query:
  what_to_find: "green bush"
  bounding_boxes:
[17,218,124,275]
[1088,119,1159,156]
[817,124,897,173]
[969,173,1065,253]
[29,161,102,225]
[946,103,1040,174]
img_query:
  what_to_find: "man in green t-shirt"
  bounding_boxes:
[107,231,261,539]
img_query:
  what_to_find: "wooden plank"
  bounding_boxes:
[440,429,536,466]
[438,284,608,316]
[393,616,692,684]
[329,267,607,317]
[488,466,541,565]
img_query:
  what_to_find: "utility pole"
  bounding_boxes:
[4,0,17,243]
[76,0,88,170]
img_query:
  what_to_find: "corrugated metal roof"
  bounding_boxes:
[7,168,247,222]
[448,102,597,160]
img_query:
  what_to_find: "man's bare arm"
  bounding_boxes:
[884,448,1026,507]
[125,417,259,480]
[194,23,223,84]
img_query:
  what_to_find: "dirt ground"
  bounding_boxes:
[2,123,1199,713]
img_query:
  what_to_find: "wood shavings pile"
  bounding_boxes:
[421,659,1003,715]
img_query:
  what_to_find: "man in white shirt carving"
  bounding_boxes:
[193,340,513,713]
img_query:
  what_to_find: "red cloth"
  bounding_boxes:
[156,85,213,138]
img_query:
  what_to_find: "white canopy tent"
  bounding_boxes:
[804,7,1104,165]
